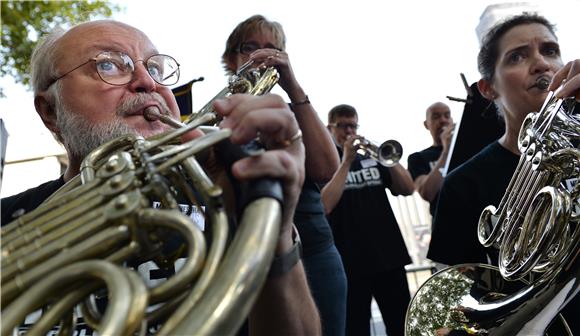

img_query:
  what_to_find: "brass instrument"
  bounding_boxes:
[184,60,280,125]
[1,65,281,335]
[354,137,403,167]
[406,91,578,335]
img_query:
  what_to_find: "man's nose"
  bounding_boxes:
[128,62,157,93]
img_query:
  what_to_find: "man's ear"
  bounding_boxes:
[477,78,497,101]
[423,120,429,130]
[34,94,58,134]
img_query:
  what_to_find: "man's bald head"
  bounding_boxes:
[424,102,452,146]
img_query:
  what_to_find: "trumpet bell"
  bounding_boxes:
[378,140,403,167]
[354,138,403,167]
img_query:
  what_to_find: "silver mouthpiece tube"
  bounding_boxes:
[144,106,185,129]
[536,77,550,90]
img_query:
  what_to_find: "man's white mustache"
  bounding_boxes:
[117,92,172,117]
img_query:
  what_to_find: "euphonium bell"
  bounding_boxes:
[353,138,403,167]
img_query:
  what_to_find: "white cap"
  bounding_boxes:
[476,2,542,46]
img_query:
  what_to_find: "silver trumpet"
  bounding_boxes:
[353,137,403,167]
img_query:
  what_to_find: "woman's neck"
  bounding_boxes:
[498,133,521,155]
[498,108,527,155]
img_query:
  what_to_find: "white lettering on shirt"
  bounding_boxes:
[345,167,383,190]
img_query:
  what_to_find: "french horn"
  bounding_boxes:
[1,63,282,335]
[405,89,579,335]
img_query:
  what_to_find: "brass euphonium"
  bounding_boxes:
[353,137,403,167]
[406,86,579,335]
[1,64,281,335]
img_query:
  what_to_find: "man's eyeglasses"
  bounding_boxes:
[46,51,180,89]
[330,122,359,130]
[238,42,282,55]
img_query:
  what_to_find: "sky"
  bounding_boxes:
[1,0,579,197]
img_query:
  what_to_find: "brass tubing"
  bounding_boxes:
[145,113,217,151]
[80,135,138,183]
[1,226,131,305]
[152,130,232,175]
[159,210,229,330]
[44,175,82,203]
[162,199,281,335]
[28,282,101,335]
[2,208,107,278]
[1,260,144,336]
[1,179,101,238]
[138,209,206,303]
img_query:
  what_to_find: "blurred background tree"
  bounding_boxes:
[1,0,122,97]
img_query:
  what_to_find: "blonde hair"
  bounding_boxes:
[221,14,286,74]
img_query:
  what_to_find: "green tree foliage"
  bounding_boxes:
[1,0,121,95]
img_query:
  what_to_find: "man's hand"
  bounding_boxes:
[213,93,305,248]
[342,135,362,165]
[551,59,580,100]
[440,123,455,153]
[214,93,321,336]
[249,48,298,96]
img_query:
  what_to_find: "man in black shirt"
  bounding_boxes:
[321,104,415,336]
[407,101,454,216]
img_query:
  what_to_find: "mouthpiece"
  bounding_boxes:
[536,77,550,90]
[143,106,185,129]
[236,59,256,75]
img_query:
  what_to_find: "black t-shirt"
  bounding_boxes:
[407,145,443,216]
[428,141,518,265]
[1,176,65,225]
[294,178,334,257]
[327,147,411,278]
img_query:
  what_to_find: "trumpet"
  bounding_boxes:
[353,137,403,167]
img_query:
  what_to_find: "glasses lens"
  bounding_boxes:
[147,54,180,86]
[239,42,259,55]
[95,52,134,85]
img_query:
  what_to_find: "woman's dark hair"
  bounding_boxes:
[477,13,557,81]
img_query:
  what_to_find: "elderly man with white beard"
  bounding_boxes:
[1,19,321,336]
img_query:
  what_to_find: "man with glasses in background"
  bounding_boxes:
[1,19,320,335]
[321,104,415,336]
